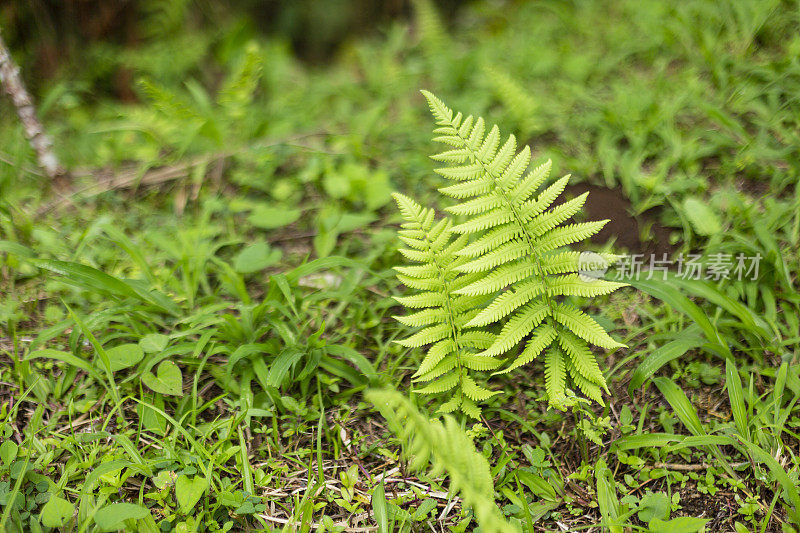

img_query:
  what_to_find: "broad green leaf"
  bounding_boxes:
[326,345,379,383]
[139,333,169,353]
[515,470,557,501]
[664,274,771,339]
[411,498,437,521]
[682,197,721,235]
[630,278,730,358]
[93,503,150,531]
[137,394,167,434]
[637,492,670,523]
[662,435,732,452]
[233,241,282,273]
[175,475,208,514]
[28,258,179,315]
[142,360,183,395]
[0,441,18,466]
[649,517,709,533]
[40,495,74,527]
[612,433,682,451]
[266,348,305,388]
[0,240,34,258]
[106,344,144,372]
[248,205,301,229]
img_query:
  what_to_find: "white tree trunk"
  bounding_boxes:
[0,29,67,183]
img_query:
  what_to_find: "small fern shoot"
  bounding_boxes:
[366,388,518,533]
[420,90,627,407]
[392,193,500,418]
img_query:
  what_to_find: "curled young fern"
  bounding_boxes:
[419,90,627,407]
[392,193,499,418]
[366,388,519,533]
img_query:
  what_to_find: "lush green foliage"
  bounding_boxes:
[1,0,799,531]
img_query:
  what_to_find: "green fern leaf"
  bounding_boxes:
[461,354,502,371]
[544,347,567,405]
[462,375,500,400]
[414,355,458,383]
[479,301,550,357]
[552,304,625,350]
[497,323,557,374]
[466,281,546,328]
[414,371,459,394]
[546,274,628,298]
[557,329,606,386]
[414,339,457,377]
[535,221,608,253]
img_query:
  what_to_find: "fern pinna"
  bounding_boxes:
[392,91,627,412]
[392,193,500,418]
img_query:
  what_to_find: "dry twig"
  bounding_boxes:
[0,29,68,184]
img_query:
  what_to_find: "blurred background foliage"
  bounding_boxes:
[2,0,799,348]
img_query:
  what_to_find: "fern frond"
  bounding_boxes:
[395,323,451,348]
[508,160,552,205]
[394,291,446,309]
[439,180,493,199]
[455,240,529,272]
[395,273,441,291]
[453,260,535,296]
[392,193,499,417]
[394,307,447,328]
[462,375,500,400]
[456,224,520,258]
[529,193,588,238]
[535,221,608,253]
[450,208,514,234]
[365,388,518,532]
[414,356,458,383]
[517,175,570,213]
[446,195,505,216]
[461,354,503,371]
[565,357,605,404]
[391,92,625,412]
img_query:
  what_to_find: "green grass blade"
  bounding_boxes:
[653,377,705,436]
[628,327,704,393]
[372,481,389,533]
[725,359,749,441]
[630,279,731,358]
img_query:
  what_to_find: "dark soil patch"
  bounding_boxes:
[564,184,676,257]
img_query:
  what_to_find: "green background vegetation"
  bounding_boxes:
[0,0,798,531]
